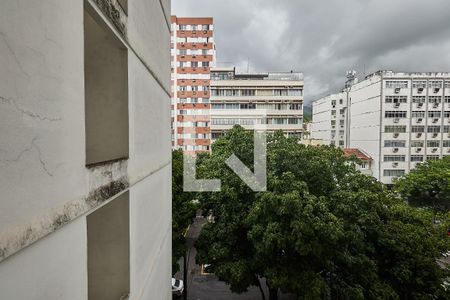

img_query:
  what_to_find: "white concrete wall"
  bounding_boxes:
[0,0,171,298]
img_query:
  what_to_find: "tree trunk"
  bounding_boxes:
[256,278,266,300]
[268,287,278,300]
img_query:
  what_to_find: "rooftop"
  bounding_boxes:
[343,148,372,161]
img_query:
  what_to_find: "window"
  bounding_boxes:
[410,141,424,147]
[241,89,256,96]
[412,81,427,88]
[202,24,209,31]
[331,110,336,116]
[412,96,426,103]
[445,81,450,88]
[385,96,407,103]
[339,140,344,146]
[179,49,187,55]
[88,192,130,300]
[339,99,343,105]
[179,25,187,31]
[384,155,406,162]
[84,8,129,166]
[274,89,288,96]
[429,96,442,103]
[191,61,198,68]
[202,61,209,67]
[385,81,408,89]
[411,111,425,118]
[384,140,406,147]
[427,126,441,133]
[428,111,441,118]
[383,169,405,177]
[444,126,450,133]
[443,140,450,147]
[331,100,336,106]
[429,81,442,88]
[385,125,406,133]
[446,96,450,103]
[427,155,440,161]
[444,111,450,118]
[411,155,424,162]
[191,25,197,31]
[427,141,440,147]
[411,126,425,133]
[240,103,256,109]
[385,111,407,118]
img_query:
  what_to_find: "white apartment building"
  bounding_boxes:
[312,70,450,184]
[210,68,304,140]
[0,1,171,299]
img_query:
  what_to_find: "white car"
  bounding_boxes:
[172,278,184,296]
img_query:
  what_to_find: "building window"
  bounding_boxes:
[427,126,441,133]
[444,111,450,118]
[88,192,130,300]
[385,111,407,118]
[241,89,256,96]
[410,155,424,162]
[191,61,199,68]
[429,96,442,103]
[443,140,450,147]
[411,111,425,118]
[202,61,209,67]
[84,8,129,166]
[411,126,425,133]
[427,141,440,147]
[179,25,187,31]
[412,81,427,88]
[410,141,424,147]
[427,155,440,161]
[383,169,405,177]
[429,81,443,88]
[384,140,406,147]
[202,24,210,31]
[412,96,426,103]
[385,81,408,89]
[428,111,441,118]
[384,125,406,133]
[339,99,343,104]
[384,155,406,162]
[385,96,407,103]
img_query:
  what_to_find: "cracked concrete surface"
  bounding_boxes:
[0,95,62,122]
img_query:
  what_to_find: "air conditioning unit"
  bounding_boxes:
[417,118,423,123]
[395,88,401,94]
[394,103,400,108]
[433,118,439,123]
[416,148,422,152]
[433,133,438,138]
[432,148,438,153]
[393,118,400,123]
[417,103,423,108]
[392,162,399,168]
[203,30,208,34]
[192,55,197,59]
[433,103,439,108]
[393,133,399,138]
[416,133,422,138]
[393,148,399,153]
[418,88,424,93]
[434,88,440,93]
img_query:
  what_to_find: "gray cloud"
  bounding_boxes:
[172,0,450,104]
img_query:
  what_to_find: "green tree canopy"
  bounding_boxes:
[395,156,450,212]
[172,149,198,274]
[195,126,450,300]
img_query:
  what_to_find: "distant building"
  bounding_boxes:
[343,148,373,176]
[171,16,216,155]
[210,68,304,140]
[312,70,450,184]
[0,1,171,299]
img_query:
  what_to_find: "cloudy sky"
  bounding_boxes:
[172,0,450,105]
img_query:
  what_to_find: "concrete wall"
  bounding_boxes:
[0,0,171,299]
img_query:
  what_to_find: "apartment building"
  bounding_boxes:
[171,16,216,155]
[210,68,304,140]
[312,70,450,184]
[0,1,171,299]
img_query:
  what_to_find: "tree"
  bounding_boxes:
[172,149,198,274]
[195,126,450,300]
[394,156,450,212]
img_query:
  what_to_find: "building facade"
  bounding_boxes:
[312,70,450,184]
[0,0,171,299]
[210,68,304,141]
[171,16,216,155]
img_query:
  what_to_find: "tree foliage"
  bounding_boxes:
[172,149,198,274]
[395,156,450,212]
[195,126,450,300]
